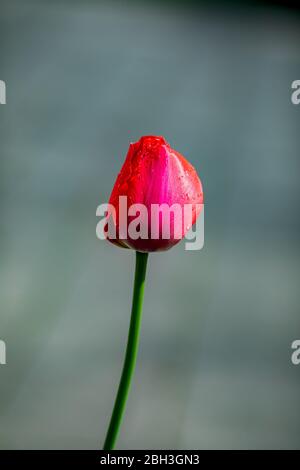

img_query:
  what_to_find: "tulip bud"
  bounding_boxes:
[107,135,203,252]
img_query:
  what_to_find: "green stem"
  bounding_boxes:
[103,251,149,450]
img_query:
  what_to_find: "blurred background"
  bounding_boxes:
[0,0,300,450]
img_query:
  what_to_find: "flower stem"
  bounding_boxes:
[103,251,149,450]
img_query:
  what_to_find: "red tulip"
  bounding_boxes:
[107,135,203,252]
[102,136,204,450]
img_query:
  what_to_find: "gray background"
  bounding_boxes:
[0,0,300,449]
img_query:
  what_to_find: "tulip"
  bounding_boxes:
[107,135,203,252]
[102,136,203,450]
